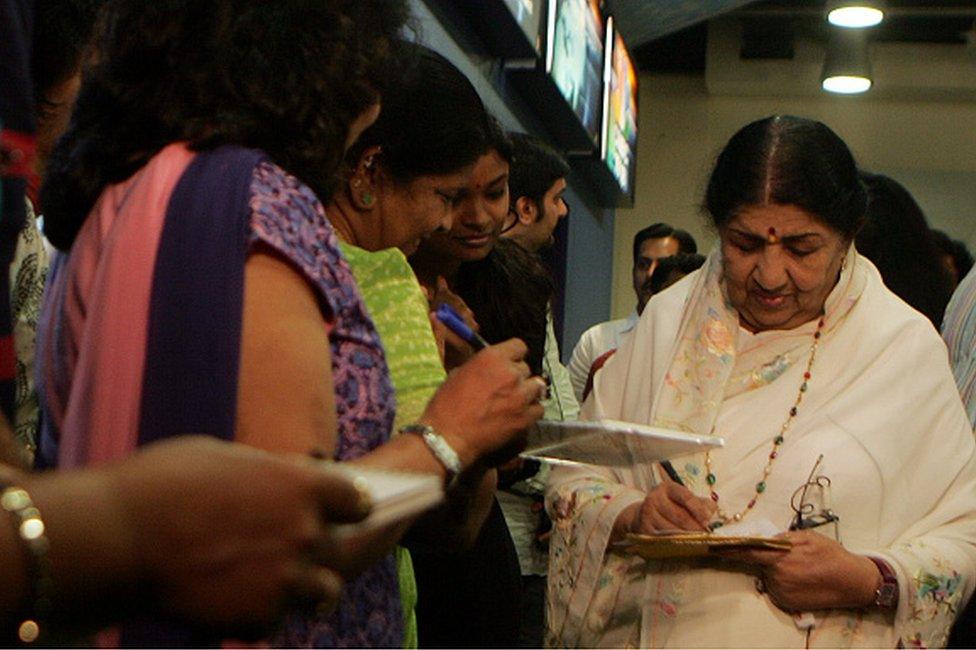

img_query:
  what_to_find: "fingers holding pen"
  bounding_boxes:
[664,480,717,529]
[632,480,717,534]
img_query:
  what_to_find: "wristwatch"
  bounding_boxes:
[868,556,899,609]
[399,423,462,489]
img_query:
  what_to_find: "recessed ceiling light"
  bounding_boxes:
[822,75,873,94]
[825,2,885,28]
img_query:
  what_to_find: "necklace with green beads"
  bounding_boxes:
[704,316,825,530]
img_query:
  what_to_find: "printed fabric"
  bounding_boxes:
[339,241,447,649]
[547,247,976,648]
[36,143,400,647]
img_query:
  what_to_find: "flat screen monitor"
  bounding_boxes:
[545,0,604,145]
[502,0,545,55]
[601,17,638,195]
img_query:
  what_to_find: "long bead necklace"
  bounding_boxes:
[704,316,825,530]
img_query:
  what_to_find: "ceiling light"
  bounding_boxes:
[822,76,872,94]
[821,30,872,94]
[825,1,885,28]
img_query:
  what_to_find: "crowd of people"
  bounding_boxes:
[2,1,976,649]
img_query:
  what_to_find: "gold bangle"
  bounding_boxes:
[0,478,51,643]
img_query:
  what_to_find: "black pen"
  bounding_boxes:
[661,460,684,486]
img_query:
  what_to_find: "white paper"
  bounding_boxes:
[521,419,724,467]
[323,464,444,534]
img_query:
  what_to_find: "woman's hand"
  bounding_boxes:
[428,276,480,370]
[612,477,716,543]
[420,338,545,470]
[720,530,881,611]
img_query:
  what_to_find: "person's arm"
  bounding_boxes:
[542,311,580,422]
[0,437,371,641]
[236,251,544,569]
[236,249,338,455]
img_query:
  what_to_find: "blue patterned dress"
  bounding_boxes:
[249,160,402,648]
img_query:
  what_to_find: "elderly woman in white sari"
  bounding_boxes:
[546,115,976,648]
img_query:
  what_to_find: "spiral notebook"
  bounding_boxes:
[521,419,724,467]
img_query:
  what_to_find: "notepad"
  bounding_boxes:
[521,419,724,467]
[620,532,792,559]
[324,464,444,533]
[618,518,790,559]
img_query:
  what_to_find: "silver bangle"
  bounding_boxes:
[1,478,51,643]
[399,423,462,489]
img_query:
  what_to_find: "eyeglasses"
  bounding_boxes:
[789,454,840,541]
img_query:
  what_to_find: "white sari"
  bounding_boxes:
[546,248,976,648]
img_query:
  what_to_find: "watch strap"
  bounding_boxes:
[868,556,899,609]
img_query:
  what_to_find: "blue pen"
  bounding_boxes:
[435,303,489,351]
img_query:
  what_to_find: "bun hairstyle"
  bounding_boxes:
[705,115,867,239]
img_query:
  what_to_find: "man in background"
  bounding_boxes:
[567,222,696,401]
[499,132,577,648]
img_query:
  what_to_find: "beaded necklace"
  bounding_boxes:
[704,315,825,530]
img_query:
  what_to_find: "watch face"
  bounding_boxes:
[878,583,898,607]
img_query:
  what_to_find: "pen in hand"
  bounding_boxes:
[435,303,489,351]
[660,460,684,486]
[661,460,722,531]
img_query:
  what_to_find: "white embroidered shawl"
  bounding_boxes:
[546,248,976,648]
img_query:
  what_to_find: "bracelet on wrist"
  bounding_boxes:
[399,423,462,489]
[0,475,52,643]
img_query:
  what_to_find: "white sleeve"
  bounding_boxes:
[567,328,595,403]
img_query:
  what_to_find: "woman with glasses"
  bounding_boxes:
[547,115,976,648]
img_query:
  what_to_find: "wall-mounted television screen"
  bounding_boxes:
[601,17,638,195]
[502,0,545,55]
[545,0,604,145]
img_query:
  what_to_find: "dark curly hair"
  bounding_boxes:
[705,115,867,240]
[41,0,409,250]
